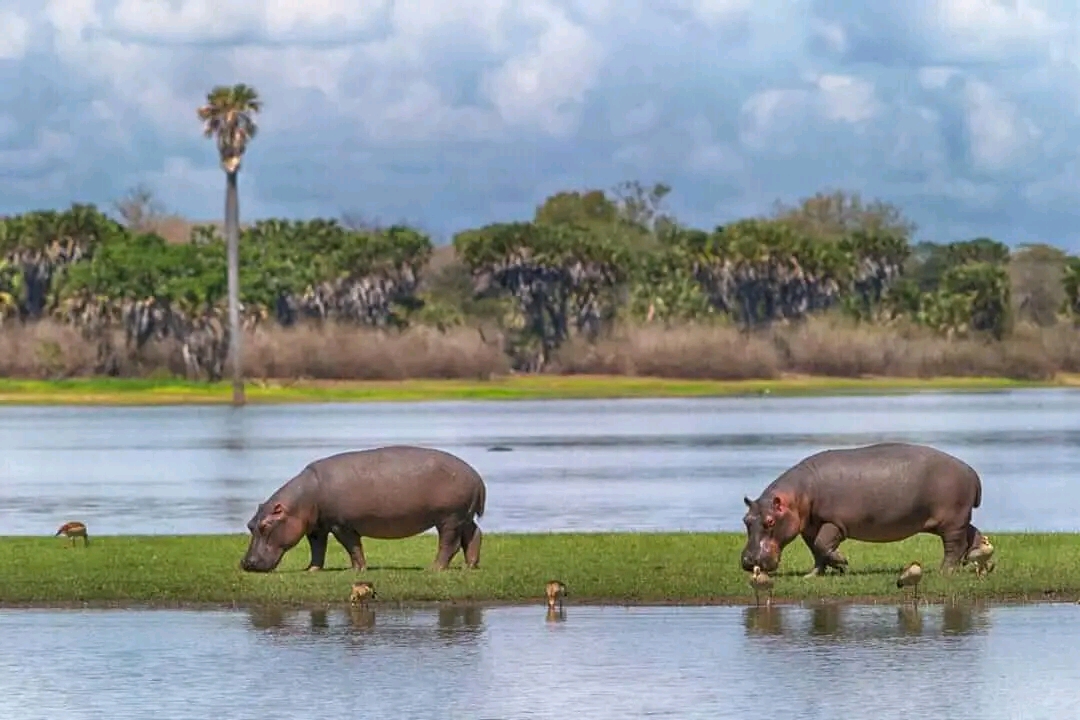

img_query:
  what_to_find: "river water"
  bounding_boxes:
[1,389,1079,536]
[3,390,1080,718]
[2,602,1079,720]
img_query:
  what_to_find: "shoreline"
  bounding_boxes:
[2,593,1079,612]
[0,373,1076,406]
[4,532,1079,608]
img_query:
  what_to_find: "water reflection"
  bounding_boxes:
[740,601,992,643]
[3,391,1079,535]
[243,603,487,648]
[2,604,1079,720]
[743,605,784,635]
[436,605,484,642]
[897,605,923,636]
[545,607,567,624]
[347,606,376,630]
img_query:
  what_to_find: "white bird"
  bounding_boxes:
[896,561,923,603]
[750,566,774,607]
[966,536,995,578]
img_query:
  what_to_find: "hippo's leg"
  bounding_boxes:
[432,522,463,571]
[460,520,482,570]
[939,525,973,574]
[330,526,368,572]
[306,529,329,572]
[802,523,849,578]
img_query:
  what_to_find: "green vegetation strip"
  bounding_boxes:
[3,533,1078,607]
[0,374,1066,406]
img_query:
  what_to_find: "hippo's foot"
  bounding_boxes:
[804,562,847,578]
[306,565,322,573]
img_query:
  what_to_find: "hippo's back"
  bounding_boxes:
[308,445,486,518]
[799,442,982,509]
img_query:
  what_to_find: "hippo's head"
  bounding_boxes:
[239,500,307,573]
[740,494,802,573]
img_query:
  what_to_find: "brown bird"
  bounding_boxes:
[749,566,774,607]
[350,581,376,606]
[896,561,923,603]
[545,580,567,611]
[965,535,995,578]
[55,521,89,548]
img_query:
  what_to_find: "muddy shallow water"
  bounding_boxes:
[1,389,1077,536]
[2,602,1079,720]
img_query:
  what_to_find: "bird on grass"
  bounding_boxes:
[749,566,774,607]
[965,535,995,578]
[896,561,923,603]
[55,521,89,548]
[545,580,567,611]
[350,581,377,607]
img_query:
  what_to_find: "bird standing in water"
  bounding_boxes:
[55,521,89,548]
[545,580,567,611]
[350,581,377,607]
[965,536,995,577]
[749,566,774,607]
[896,561,923,603]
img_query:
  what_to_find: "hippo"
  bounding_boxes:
[740,442,984,577]
[240,445,487,573]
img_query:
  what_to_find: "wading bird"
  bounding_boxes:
[965,535,995,578]
[545,580,567,611]
[350,581,377,607]
[749,566,774,607]
[896,561,923,603]
[55,521,89,548]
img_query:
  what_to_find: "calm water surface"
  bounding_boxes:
[1,389,1078,535]
[1,602,1078,720]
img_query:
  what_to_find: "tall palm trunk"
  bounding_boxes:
[225,170,245,406]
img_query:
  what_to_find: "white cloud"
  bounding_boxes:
[0,11,30,59]
[815,74,880,124]
[962,79,1041,172]
[480,3,603,137]
[0,0,1077,248]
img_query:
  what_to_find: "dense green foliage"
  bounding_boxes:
[1,186,1078,377]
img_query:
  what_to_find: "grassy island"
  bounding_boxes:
[3,532,1078,608]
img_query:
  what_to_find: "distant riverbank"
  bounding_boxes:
[2,533,1077,607]
[0,374,1075,406]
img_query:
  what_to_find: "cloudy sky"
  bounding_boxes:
[2,0,1080,249]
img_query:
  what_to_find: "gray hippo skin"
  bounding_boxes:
[240,446,487,573]
[740,442,984,577]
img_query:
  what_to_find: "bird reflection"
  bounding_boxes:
[743,604,785,635]
[545,607,567,624]
[347,606,377,630]
[896,605,923,636]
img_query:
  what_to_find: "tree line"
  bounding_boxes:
[1,186,1078,379]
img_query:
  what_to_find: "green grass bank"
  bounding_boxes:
[0,374,1073,406]
[3,532,1079,608]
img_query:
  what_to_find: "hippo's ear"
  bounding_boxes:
[772,496,785,512]
[743,496,753,508]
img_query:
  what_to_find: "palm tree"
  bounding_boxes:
[197,83,262,406]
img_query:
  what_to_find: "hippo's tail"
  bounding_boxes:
[470,482,486,519]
